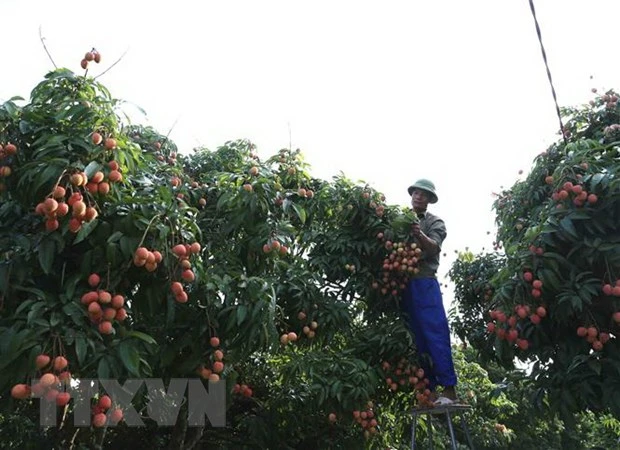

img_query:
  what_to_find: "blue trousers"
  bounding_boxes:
[401,278,457,390]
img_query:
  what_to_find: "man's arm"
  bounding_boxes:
[411,223,440,255]
[411,219,446,256]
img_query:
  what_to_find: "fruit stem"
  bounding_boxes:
[136,214,162,250]
[60,261,67,287]
[164,216,176,282]
[604,257,616,283]
[59,403,69,431]
[52,335,58,358]
[94,422,108,450]
[51,169,68,194]
[106,263,112,291]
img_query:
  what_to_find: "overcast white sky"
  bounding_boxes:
[2,0,620,310]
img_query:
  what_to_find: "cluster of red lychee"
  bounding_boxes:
[351,401,379,439]
[80,273,127,335]
[486,303,547,351]
[232,382,253,398]
[262,239,289,256]
[371,236,422,298]
[169,243,200,303]
[381,359,433,407]
[91,132,118,151]
[522,270,544,299]
[360,191,386,217]
[602,280,620,297]
[297,310,319,340]
[0,142,16,186]
[36,187,97,233]
[80,49,101,70]
[91,394,124,428]
[280,310,319,345]
[576,326,611,351]
[590,89,618,110]
[11,354,72,407]
[196,336,225,382]
[83,162,123,196]
[547,177,597,209]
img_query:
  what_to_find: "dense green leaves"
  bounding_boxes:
[0,68,435,449]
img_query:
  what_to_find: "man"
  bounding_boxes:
[401,178,458,406]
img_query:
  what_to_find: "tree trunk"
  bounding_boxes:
[167,402,188,450]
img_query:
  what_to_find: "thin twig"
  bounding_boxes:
[94,47,130,80]
[165,116,182,141]
[288,122,292,151]
[161,115,182,150]
[69,428,80,449]
[39,26,58,69]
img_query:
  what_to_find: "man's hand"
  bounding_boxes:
[411,223,421,238]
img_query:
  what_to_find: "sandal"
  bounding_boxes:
[433,396,468,407]
[433,396,456,406]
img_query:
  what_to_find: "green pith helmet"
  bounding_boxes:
[407,178,438,204]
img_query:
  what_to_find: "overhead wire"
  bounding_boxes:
[527,0,568,145]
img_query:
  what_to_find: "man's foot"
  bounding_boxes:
[432,386,468,407]
[433,397,469,407]
[433,396,458,406]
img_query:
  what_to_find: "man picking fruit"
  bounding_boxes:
[402,179,459,406]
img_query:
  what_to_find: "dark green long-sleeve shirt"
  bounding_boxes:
[412,211,447,279]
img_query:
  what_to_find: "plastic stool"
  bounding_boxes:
[410,404,474,449]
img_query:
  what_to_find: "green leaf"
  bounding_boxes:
[73,220,98,245]
[14,286,46,300]
[3,100,19,117]
[542,251,571,267]
[27,302,47,325]
[126,331,157,345]
[83,161,101,177]
[291,203,307,224]
[15,299,36,316]
[539,268,563,291]
[237,304,248,326]
[34,163,64,196]
[119,341,141,376]
[38,238,56,274]
[98,357,111,379]
[590,173,605,190]
[120,236,140,257]
[588,358,602,375]
[217,191,233,210]
[19,120,33,134]
[76,335,87,366]
[559,217,578,240]
[49,312,61,328]
[107,231,124,243]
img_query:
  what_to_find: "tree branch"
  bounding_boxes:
[94,48,130,80]
[39,26,57,69]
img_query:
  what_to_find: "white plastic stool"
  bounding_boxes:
[410,404,474,449]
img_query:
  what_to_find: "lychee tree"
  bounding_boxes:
[0,61,455,449]
[450,89,620,425]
